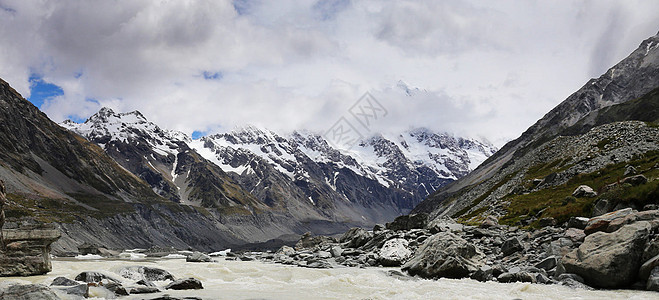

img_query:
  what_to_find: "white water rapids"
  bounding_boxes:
[1,258,656,300]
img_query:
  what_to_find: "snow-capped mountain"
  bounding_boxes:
[191,124,496,213]
[61,107,262,210]
[61,107,496,227]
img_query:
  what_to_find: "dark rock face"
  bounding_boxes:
[562,221,651,288]
[165,278,203,290]
[0,284,60,300]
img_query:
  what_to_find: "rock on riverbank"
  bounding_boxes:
[243,211,659,291]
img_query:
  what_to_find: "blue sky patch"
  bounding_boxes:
[191,130,208,140]
[203,71,223,80]
[27,74,64,108]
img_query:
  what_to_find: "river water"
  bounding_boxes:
[1,257,656,300]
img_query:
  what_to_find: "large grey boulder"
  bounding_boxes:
[562,221,651,288]
[0,284,60,300]
[402,232,483,279]
[117,266,175,281]
[340,228,373,249]
[378,238,412,266]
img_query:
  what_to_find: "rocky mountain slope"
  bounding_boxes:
[62,108,495,228]
[0,78,240,252]
[414,31,659,224]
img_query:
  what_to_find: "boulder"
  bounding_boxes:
[340,228,373,249]
[572,185,597,198]
[0,284,60,300]
[186,252,213,262]
[562,221,651,288]
[402,232,483,279]
[501,237,524,256]
[378,238,412,267]
[480,216,498,228]
[165,278,203,290]
[50,276,79,286]
[74,271,121,283]
[386,213,428,231]
[117,266,175,281]
[583,208,633,235]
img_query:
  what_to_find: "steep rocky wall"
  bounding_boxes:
[0,223,60,276]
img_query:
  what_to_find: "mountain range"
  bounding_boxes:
[0,75,495,252]
[60,106,495,230]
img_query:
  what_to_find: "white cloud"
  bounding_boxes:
[0,0,658,147]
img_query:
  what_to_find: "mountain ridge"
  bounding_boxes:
[413,31,659,222]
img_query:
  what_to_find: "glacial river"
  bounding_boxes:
[1,257,657,300]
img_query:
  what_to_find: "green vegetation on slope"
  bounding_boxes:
[498,150,659,227]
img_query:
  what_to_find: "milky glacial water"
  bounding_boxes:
[1,258,657,300]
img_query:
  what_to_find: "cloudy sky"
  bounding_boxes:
[1,0,658,146]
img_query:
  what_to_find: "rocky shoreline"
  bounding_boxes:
[1,209,657,299]
[235,210,659,292]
